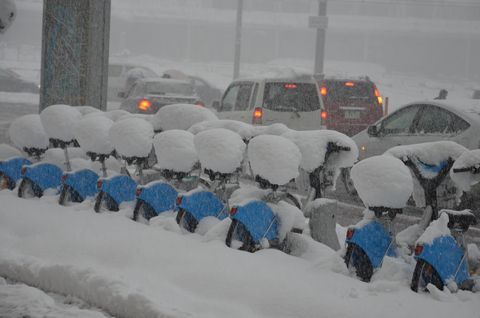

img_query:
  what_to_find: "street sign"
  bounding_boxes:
[309,16,329,29]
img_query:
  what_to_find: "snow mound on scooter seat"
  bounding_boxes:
[40,104,82,142]
[282,130,358,172]
[109,118,154,158]
[153,130,198,172]
[43,148,88,170]
[450,149,480,192]
[417,212,451,245]
[151,104,218,131]
[385,141,467,167]
[84,109,130,122]
[248,135,301,185]
[351,155,413,209]
[189,120,255,141]
[253,123,290,137]
[8,114,49,150]
[0,144,21,160]
[75,106,101,115]
[74,116,114,155]
[194,128,246,174]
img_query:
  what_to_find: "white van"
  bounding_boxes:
[214,76,326,130]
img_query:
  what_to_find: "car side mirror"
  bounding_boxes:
[117,91,126,99]
[367,125,379,136]
[212,100,221,111]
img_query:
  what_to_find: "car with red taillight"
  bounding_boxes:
[214,76,325,130]
[119,77,203,114]
[318,77,383,136]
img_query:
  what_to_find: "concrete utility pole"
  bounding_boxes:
[40,0,111,111]
[233,0,243,80]
[312,0,328,75]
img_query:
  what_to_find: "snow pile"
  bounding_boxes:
[385,141,467,169]
[189,120,255,140]
[43,148,88,170]
[40,105,82,143]
[0,144,21,160]
[194,128,246,174]
[253,123,290,137]
[153,130,198,172]
[75,106,101,116]
[417,212,451,245]
[450,149,480,192]
[248,135,301,185]
[0,0,16,34]
[8,114,49,151]
[74,116,114,155]
[269,200,305,241]
[109,118,154,158]
[150,104,218,131]
[351,155,413,209]
[84,109,130,122]
[282,130,358,172]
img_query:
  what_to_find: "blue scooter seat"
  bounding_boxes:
[63,169,99,201]
[0,157,31,188]
[176,190,227,223]
[230,200,278,244]
[22,162,63,192]
[98,175,137,205]
[137,182,178,215]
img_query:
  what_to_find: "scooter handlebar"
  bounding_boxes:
[453,166,480,174]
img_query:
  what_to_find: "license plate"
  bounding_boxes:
[344,110,360,119]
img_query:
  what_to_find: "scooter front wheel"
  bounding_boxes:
[344,243,374,282]
[176,209,198,233]
[225,219,257,253]
[132,200,156,224]
[410,260,443,292]
[18,179,41,199]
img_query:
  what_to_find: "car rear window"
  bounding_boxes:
[324,81,374,103]
[146,82,194,96]
[262,82,321,112]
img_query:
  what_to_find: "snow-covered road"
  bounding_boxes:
[0,190,479,318]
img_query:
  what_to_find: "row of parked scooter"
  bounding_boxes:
[0,103,479,294]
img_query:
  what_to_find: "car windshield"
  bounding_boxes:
[145,81,194,96]
[262,82,320,112]
[324,81,374,103]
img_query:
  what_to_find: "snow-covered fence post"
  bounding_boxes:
[40,0,111,111]
[305,198,340,251]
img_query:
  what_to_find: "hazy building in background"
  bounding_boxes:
[2,0,480,81]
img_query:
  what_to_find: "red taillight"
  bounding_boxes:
[346,228,355,240]
[415,245,424,256]
[345,81,355,87]
[135,187,143,197]
[252,107,263,125]
[230,206,238,216]
[195,101,205,107]
[138,99,152,111]
[176,196,183,206]
[21,166,27,175]
[284,83,297,89]
[96,180,103,189]
[61,174,68,183]
[321,111,327,120]
[320,86,327,96]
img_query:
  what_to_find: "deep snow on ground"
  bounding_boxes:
[0,190,479,318]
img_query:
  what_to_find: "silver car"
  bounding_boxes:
[119,77,202,114]
[353,99,480,160]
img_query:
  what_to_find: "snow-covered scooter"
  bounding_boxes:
[344,155,414,282]
[18,105,82,198]
[1,114,49,191]
[411,149,480,292]
[94,117,154,212]
[175,128,244,232]
[59,116,117,205]
[133,130,200,223]
[225,135,305,253]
